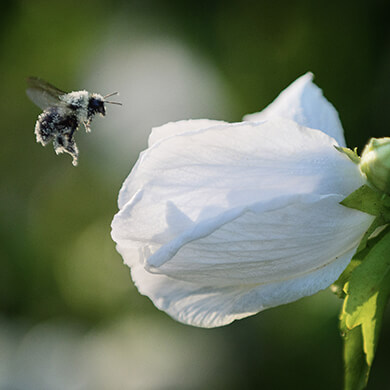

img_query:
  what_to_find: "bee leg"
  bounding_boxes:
[83,120,91,133]
[53,133,79,166]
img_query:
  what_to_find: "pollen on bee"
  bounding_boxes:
[27,77,121,165]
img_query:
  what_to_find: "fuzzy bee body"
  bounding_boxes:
[27,78,120,166]
[35,106,79,160]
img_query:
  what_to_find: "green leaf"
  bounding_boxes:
[340,185,390,218]
[355,217,388,254]
[332,246,370,299]
[342,326,370,390]
[332,223,386,298]
[340,227,390,389]
[335,146,361,164]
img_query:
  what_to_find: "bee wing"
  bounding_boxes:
[26,77,67,110]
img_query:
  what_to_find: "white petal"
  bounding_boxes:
[148,119,227,147]
[113,196,373,327]
[124,248,356,328]
[112,118,373,327]
[144,195,372,280]
[118,118,362,210]
[244,73,346,146]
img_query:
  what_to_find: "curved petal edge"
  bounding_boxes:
[243,73,346,146]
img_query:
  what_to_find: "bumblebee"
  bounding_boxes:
[27,77,121,166]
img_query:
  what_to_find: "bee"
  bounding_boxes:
[26,77,121,166]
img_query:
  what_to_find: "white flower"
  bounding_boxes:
[111,73,374,328]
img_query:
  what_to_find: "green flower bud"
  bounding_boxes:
[360,137,390,194]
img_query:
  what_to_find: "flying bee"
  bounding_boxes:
[26,77,122,166]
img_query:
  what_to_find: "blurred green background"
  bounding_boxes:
[1,0,389,388]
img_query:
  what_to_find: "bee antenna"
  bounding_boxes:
[105,101,122,105]
[104,91,119,98]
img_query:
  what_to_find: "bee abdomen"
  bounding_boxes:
[35,107,61,145]
[35,108,79,144]
[34,107,80,166]
[58,114,78,137]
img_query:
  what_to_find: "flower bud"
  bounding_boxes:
[360,137,390,194]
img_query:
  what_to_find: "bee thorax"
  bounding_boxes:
[60,90,90,122]
[61,90,89,107]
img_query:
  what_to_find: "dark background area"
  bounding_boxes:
[0,0,389,388]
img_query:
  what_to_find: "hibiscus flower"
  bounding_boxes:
[111,73,373,328]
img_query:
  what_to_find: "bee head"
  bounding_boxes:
[88,94,106,117]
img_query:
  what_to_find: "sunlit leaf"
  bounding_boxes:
[332,217,387,299]
[342,325,369,390]
[340,227,390,389]
[335,146,361,164]
[332,185,390,298]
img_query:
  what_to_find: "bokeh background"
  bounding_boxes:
[1,0,389,389]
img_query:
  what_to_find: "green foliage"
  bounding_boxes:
[335,146,361,164]
[340,184,390,218]
[337,184,390,390]
[333,185,390,298]
[341,228,390,389]
[342,326,370,390]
